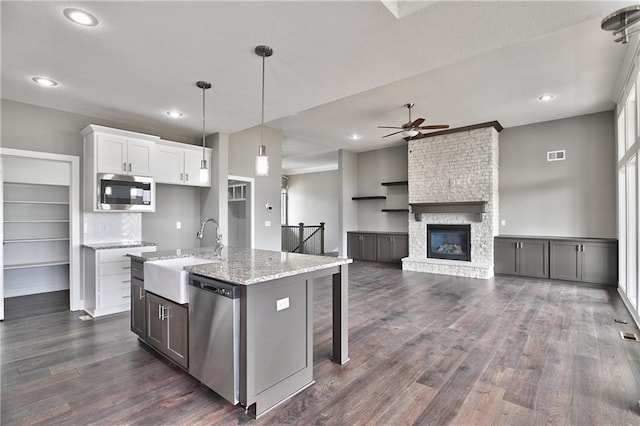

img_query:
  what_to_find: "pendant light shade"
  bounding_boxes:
[255,45,273,177]
[196,80,212,183]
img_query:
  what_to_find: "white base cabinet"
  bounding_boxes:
[83,245,156,317]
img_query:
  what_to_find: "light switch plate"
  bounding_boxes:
[265,221,271,227]
[276,297,290,311]
[501,219,506,226]
[176,221,181,229]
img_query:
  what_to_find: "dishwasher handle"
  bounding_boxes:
[189,275,240,299]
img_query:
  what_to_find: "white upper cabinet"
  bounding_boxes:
[96,133,154,176]
[155,140,211,187]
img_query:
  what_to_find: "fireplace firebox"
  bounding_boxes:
[427,224,471,262]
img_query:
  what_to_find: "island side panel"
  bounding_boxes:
[241,274,314,418]
[332,264,349,364]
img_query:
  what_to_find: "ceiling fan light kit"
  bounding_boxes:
[378,102,449,139]
[601,5,640,43]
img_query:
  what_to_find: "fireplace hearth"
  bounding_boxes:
[427,224,471,262]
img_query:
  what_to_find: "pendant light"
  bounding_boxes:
[196,80,212,183]
[255,45,273,177]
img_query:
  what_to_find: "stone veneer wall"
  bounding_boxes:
[402,126,499,279]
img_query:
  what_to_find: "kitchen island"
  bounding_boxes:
[128,247,351,418]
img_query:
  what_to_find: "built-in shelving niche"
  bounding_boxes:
[3,182,70,297]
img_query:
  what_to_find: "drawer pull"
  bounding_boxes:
[122,295,131,299]
[122,280,131,283]
[122,266,131,270]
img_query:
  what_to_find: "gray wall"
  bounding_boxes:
[1,99,203,249]
[200,133,229,247]
[142,185,201,250]
[499,111,616,238]
[338,149,358,256]
[356,145,409,232]
[229,125,282,251]
[287,170,339,253]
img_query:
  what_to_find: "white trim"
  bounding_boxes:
[618,287,640,331]
[0,148,82,312]
[228,175,255,249]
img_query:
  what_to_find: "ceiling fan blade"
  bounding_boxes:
[410,118,425,127]
[377,126,404,129]
[382,130,405,138]
[418,125,450,130]
[411,132,429,140]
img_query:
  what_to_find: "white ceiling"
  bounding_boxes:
[1,1,634,174]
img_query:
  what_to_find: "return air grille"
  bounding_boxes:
[547,150,566,161]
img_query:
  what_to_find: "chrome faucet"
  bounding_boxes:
[197,218,223,255]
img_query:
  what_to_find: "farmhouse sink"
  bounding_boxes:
[143,256,213,304]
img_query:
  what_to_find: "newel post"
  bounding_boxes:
[298,223,304,253]
[320,222,325,254]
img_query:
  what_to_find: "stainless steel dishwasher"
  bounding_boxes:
[188,274,240,405]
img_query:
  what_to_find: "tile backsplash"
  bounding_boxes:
[83,212,142,244]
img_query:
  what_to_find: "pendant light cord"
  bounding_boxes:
[202,85,206,162]
[260,52,265,146]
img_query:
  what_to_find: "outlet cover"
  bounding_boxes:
[176,221,181,230]
[265,221,271,227]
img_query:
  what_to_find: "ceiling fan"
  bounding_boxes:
[378,103,449,139]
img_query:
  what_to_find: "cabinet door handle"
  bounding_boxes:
[160,305,168,320]
[122,295,131,299]
[123,162,127,172]
[122,266,131,270]
[128,163,132,172]
[180,173,184,181]
[122,279,131,283]
[158,304,162,320]
[139,287,145,300]
[185,173,189,181]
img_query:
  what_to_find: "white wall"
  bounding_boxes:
[287,170,339,253]
[356,145,409,232]
[228,126,282,251]
[500,111,616,238]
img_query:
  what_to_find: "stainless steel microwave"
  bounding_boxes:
[96,173,155,212]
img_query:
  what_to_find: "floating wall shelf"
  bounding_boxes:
[352,196,387,200]
[381,181,408,187]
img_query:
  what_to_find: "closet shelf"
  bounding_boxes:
[4,220,69,223]
[4,237,70,244]
[4,260,70,270]
[4,200,69,205]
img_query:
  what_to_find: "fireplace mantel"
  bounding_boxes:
[409,201,487,221]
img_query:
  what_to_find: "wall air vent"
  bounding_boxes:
[547,150,566,161]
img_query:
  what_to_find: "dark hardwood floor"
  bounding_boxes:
[2,262,640,425]
[3,290,69,321]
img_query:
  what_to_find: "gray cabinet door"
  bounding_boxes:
[131,279,145,339]
[376,235,393,263]
[494,238,518,275]
[582,242,617,285]
[146,292,165,351]
[165,302,188,368]
[393,235,409,262]
[347,233,361,260]
[550,241,581,282]
[361,234,377,261]
[520,240,549,278]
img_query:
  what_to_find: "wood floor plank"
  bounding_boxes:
[3,261,640,425]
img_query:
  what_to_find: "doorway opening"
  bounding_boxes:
[227,175,254,249]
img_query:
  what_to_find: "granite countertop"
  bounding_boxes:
[83,241,157,250]
[130,246,352,285]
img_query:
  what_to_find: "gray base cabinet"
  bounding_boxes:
[495,236,617,286]
[348,231,408,263]
[550,240,617,285]
[494,238,549,278]
[130,259,145,339]
[146,292,189,368]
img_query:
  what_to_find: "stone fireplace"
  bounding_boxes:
[402,122,501,279]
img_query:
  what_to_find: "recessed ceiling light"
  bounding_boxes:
[165,110,184,119]
[538,94,554,102]
[63,8,99,26]
[349,134,361,140]
[32,77,58,87]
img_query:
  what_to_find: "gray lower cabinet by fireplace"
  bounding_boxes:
[495,236,617,286]
[549,240,617,285]
[494,237,549,278]
[347,231,408,263]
